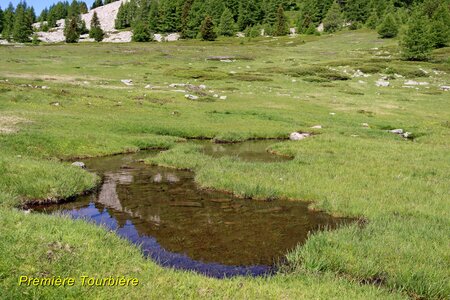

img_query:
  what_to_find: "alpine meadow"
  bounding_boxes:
[0,0,449,299]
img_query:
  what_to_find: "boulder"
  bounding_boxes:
[121,79,133,86]
[290,132,310,141]
[440,86,450,91]
[72,161,86,169]
[376,80,390,87]
[389,129,404,134]
[185,94,199,100]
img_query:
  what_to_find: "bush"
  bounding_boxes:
[401,13,433,61]
[200,15,216,41]
[132,22,152,42]
[323,1,343,33]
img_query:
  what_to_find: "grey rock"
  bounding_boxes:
[290,132,310,141]
[72,161,86,169]
[389,129,404,134]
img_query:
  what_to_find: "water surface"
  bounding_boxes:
[36,142,351,278]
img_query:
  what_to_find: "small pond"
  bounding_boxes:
[35,141,351,278]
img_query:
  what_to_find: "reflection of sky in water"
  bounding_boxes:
[66,203,273,278]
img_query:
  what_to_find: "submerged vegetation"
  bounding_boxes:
[0,18,449,300]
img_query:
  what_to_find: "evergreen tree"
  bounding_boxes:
[200,15,216,41]
[38,8,48,22]
[132,20,152,42]
[148,0,159,31]
[274,5,288,36]
[2,3,15,41]
[79,2,88,14]
[365,9,379,29]
[218,7,236,36]
[183,0,205,39]
[12,2,33,42]
[0,7,4,34]
[180,0,194,38]
[65,16,80,42]
[429,4,450,48]
[323,1,343,33]
[91,0,103,10]
[89,11,104,42]
[377,13,398,38]
[345,0,370,23]
[401,12,433,61]
[32,33,40,44]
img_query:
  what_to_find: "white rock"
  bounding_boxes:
[121,79,133,86]
[72,161,86,169]
[440,86,450,91]
[41,86,49,89]
[290,132,310,141]
[329,112,336,116]
[352,70,370,78]
[145,84,152,89]
[199,84,206,89]
[185,94,199,100]
[219,96,227,100]
[390,129,404,134]
[376,80,390,87]
[311,125,322,129]
[362,123,369,128]
[220,59,234,63]
[213,94,219,98]
[402,132,412,138]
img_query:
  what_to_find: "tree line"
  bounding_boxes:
[0,0,449,60]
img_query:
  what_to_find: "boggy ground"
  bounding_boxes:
[0,30,449,299]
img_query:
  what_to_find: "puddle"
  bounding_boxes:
[195,140,291,162]
[35,142,351,278]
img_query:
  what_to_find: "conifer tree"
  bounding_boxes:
[429,4,450,48]
[0,7,4,34]
[32,33,40,44]
[89,11,104,42]
[377,13,398,38]
[148,0,159,31]
[91,0,103,10]
[79,2,88,14]
[180,0,194,38]
[218,7,236,36]
[12,2,33,42]
[365,9,379,29]
[323,1,343,33]
[274,5,288,36]
[401,12,433,61]
[200,15,216,41]
[132,21,152,42]
[2,3,15,41]
[65,16,80,43]
[345,0,369,23]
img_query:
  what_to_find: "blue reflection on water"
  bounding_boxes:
[64,202,274,279]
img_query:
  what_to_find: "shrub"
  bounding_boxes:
[377,13,398,38]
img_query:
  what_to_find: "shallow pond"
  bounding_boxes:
[35,141,351,278]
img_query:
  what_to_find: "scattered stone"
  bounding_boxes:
[71,161,86,169]
[121,79,133,86]
[404,80,429,86]
[219,96,227,100]
[185,94,199,100]
[144,84,152,89]
[50,102,60,106]
[290,132,310,141]
[199,84,206,89]
[329,112,336,116]
[153,174,162,183]
[358,80,366,84]
[166,174,180,183]
[169,202,203,208]
[352,70,370,78]
[362,123,369,128]
[390,129,404,134]
[440,86,450,91]
[213,94,219,98]
[402,132,412,139]
[376,79,390,87]
[311,125,322,129]
[41,86,49,89]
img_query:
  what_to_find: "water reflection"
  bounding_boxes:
[36,144,351,278]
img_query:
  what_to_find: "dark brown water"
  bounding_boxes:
[35,142,351,278]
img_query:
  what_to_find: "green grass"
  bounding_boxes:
[0,30,449,299]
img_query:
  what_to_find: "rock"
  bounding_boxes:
[219,96,227,100]
[376,80,390,87]
[404,80,429,86]
[402,132,412,139]
[169,83,186,88]
[352,70,370,78]
[213,94,219,98]
[71,161,86,169]
[329,112,336,116]
[389,129,404,134]
[185,94,199,100]
[169,202,203,208]
[440,86,450,91]
[144,84,152,89]
[153,174,162,183]
[317,23,324,32]
[199,84,206,89]
[166,174,180,183]
[358,80,366,84]
[290,132,310,141]
[121,79,133,86]
[41,86,49,89]
[50,102,60,106]
[362,123,369,128]
[311,125,322,129]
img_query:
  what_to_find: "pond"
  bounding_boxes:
[35,141,352,278]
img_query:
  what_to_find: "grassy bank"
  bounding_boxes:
[0,30,449,299]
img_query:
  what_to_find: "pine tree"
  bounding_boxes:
[200,15,217,41]
[429,4,450,48]
[345,0,369,23]
[274,5,288,36]
[32,33,40,45]
[79,2,88,14]
[323,1,343,33]
[0,7,4,34]
[132,21,152,42]
[89,11,104,42]
[401,12,433,61]
[365,9,379,29]
[218,8,236,36]
[12,3,33,42]
[2,3,15,41]
[377,13,398,38]
[65,16,80,43]
[91,0,103,10]
[148,0,159,31]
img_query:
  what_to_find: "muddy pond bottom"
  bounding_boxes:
[35,143,351,278]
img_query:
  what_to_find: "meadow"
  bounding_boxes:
[0,30,449,299]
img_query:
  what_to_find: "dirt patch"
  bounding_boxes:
[0,116,30,134]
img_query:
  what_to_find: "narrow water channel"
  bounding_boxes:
[35,141,351,278]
